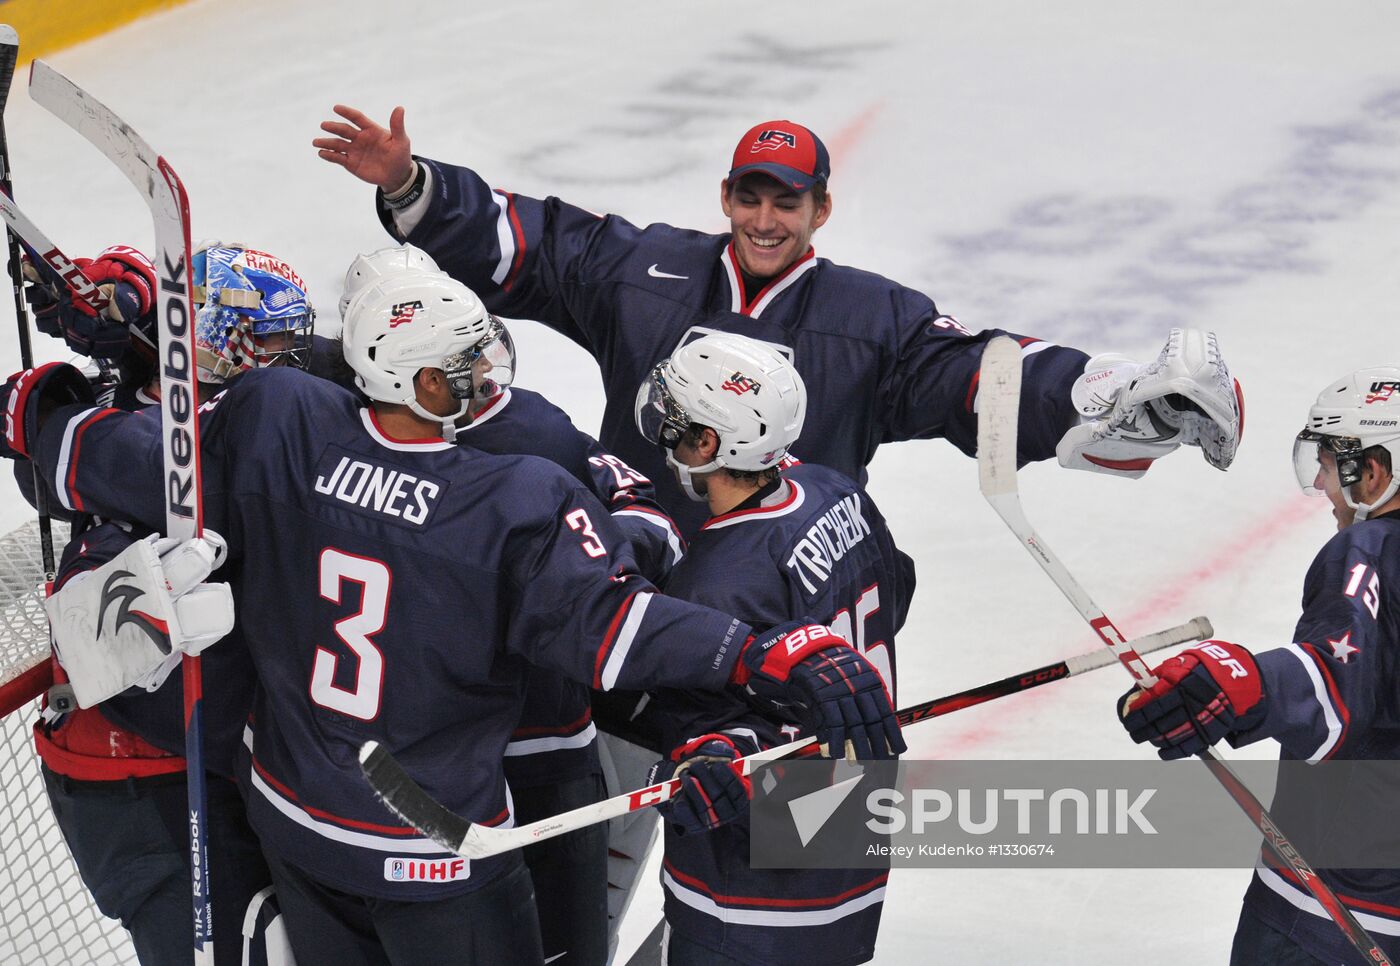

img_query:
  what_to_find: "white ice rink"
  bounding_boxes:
[2,2,1399,962]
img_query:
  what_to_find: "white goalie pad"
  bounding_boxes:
[1058,328,1241,477]
[44,531,234,709]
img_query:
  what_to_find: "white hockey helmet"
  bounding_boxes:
[1293,366,1400,520]
[339,244,442,321]
[635,333,805,497]
[342,272,515,433]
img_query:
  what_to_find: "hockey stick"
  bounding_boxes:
[975,335,1392,966]
[0,26,57,588]
[0,190,111,314]
[360,615,1207,861]
[29,61,214,966]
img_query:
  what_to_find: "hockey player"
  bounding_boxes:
[1119,366,1400,964]
[2,270,902,966]
[15,242,314,964]
[313,108,1245,535]
[632,333,913,965]
[334,244,682,965]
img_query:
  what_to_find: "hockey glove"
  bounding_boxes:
[1118,639,1267,760]
[734,621,904,761]
[648,733,755,835]
[23,246,157,360]
[46,530,234,708]
[1,362,95,460]
[1057,328,1242,478]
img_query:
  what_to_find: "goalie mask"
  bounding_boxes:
[1293,366,1400,521]
[635,333,805,500]
[193,245,314,382]
[342,272,515,436]
[339,243,441,321]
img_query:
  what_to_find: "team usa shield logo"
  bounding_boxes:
[389,300,423,328]
[1365,381,1400,404]
[721,371,762,396]
[751,129,797,153]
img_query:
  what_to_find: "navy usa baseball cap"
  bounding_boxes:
[727,120,830,193]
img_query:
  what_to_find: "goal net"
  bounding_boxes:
[0,518,137,964]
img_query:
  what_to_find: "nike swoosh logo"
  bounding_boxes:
[544,953,568,964]
[647,264,689,280]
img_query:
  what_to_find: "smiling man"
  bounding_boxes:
[315,109,1243,538]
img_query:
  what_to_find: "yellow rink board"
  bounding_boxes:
[0,0,192,63]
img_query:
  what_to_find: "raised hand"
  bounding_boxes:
[314,104,416,194]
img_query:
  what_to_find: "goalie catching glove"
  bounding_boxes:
[1057,327,1243,478]
[1118,639,1268,760]
[734,621,904,761]
[46,531,235,709]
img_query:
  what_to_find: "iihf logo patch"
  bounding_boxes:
[721,372,762,396]
[751,130,797,154]
[389,300,423,328]
[390,860,405,880]
[1366,381,1400,404]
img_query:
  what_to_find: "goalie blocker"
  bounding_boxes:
[46,531,234,709]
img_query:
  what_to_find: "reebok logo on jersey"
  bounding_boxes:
[389,300,423,328]
[384,856,470,883]
[785,494,872,594]
[721,372,762,396]
[314,450,445,527]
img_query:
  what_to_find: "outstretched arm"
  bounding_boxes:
[314,104,416,194]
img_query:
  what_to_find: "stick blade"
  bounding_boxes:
[358,741,480,856]
[976,336,1024,498]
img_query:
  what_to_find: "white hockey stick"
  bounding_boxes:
[976,335,1392,966]
[30,62,214,966]
[360,615,1207,861]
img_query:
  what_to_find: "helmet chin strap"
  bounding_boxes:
[1346,477,1400,521]
[408,398,470,443]
[667,451,723,503]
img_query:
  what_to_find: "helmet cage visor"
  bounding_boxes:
[443,315,516,402]
[250,310,315,372]
[1293,429,1365,495]
[634,365,692,450]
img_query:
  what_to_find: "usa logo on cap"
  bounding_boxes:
[728,119,830,193]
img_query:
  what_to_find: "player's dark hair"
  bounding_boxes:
[1364,444,1393,476]
[682,424,781,488]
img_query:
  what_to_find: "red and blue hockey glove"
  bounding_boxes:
[24,246,156,360]
[648,733,754,835]
[734,621,905,761]
[1118,639,1267,760]
[1,362,95,460]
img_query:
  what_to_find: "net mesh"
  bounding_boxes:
[0,519,138,964]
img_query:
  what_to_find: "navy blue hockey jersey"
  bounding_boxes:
[460,386,683,786]
[1231,509,1400,960]
[29,368,754,901]
[651,463,914,966]
[380,158,1090,534]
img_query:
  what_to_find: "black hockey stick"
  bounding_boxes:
[30,61,214,966]
[360,615,1208,861]
[0,26,56,585]
[976,334,1392,966]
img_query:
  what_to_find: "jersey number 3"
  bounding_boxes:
[311,548,390,721]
